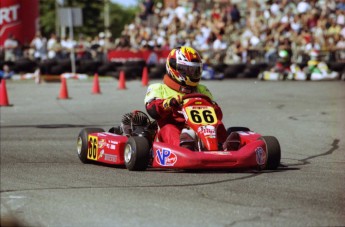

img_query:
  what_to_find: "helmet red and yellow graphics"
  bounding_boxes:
[166,46,203,87]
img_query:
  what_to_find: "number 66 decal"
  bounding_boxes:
[186,106,217,125]
[87,135,98,160]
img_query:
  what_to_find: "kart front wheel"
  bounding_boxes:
[124,136,151,171]
[262,136,281,170]
[77,128,105,164]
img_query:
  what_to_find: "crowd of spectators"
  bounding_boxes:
[1,0,345,71]
[2,31,114,64]
[120,0,345,66]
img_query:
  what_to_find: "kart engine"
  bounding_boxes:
[121,111,157,139]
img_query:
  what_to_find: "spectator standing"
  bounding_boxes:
[229,4,241,25]
[336,1,345,11]
[4,34,18,62]
[75,35,92,60]
[140,0,155,26]
[335,35,345,61]
[47,33,57,59]
[30,31,47,61]
[305,36,321,54]
[336,9,345,26]
[297,1,311,14]
[51,36,64,60]
[212,35,226,51]
[61,36,75,59]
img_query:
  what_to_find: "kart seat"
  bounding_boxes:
[223,132,241,151]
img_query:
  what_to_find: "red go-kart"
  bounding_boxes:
[77,94,281,171]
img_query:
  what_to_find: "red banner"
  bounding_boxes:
[0,0,39,46]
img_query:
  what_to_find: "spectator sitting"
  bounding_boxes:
[30,31,47,62]
[4,34,18,62]
[0,64,15,80]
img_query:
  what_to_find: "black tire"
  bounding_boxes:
[262,136,281,170]
[80,60,102,75]
[328,62,345,73]
[226,127,250,136]
[239,64,261,78]
[149,65,165,79]
[124,136,151,171]
[97,62,123,75]
[77,128,105,163]
[13,58,37,73]
[124,60,146,68]
[223,64,246,78]
[39,59,57,74]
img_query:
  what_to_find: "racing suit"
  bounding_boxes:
[144,75,227,147]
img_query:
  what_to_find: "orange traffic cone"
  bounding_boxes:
[92,73,101,94]
[118,70,127,90]
[0,79,12,106]
[141,66,149,86]
[57,77,70,99]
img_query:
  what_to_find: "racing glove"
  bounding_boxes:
[163,94,183,109]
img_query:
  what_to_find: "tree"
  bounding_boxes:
[39,0,138,39]
[108,3,138,38]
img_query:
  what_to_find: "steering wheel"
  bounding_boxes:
[182,93,213,103]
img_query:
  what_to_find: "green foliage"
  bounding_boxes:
[109,3,139,37]
[39,0,139,39]
[39,0,56,36]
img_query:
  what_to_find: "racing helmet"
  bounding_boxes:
[278,50,290,62]
[166,46,203,87]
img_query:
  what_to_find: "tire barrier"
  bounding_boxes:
[3,58,344,81]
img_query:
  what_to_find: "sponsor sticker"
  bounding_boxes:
[109,140,118,144]
[98,139,107,148]
[104,154,117,162]
[99,149,104,158]
[198,125,216,138]
[156,148,177,166]
[255,147,266,165]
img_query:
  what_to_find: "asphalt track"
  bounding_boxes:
[1,77,344,227]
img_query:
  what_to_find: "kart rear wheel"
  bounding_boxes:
[77,128,105,164]
[124,136,151,171]
[262,136,281,170]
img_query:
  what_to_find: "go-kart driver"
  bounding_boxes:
[273,50,292,75]
[305,49,339,80]
[144,46,235,151]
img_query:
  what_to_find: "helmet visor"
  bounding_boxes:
[177,63,202,81]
